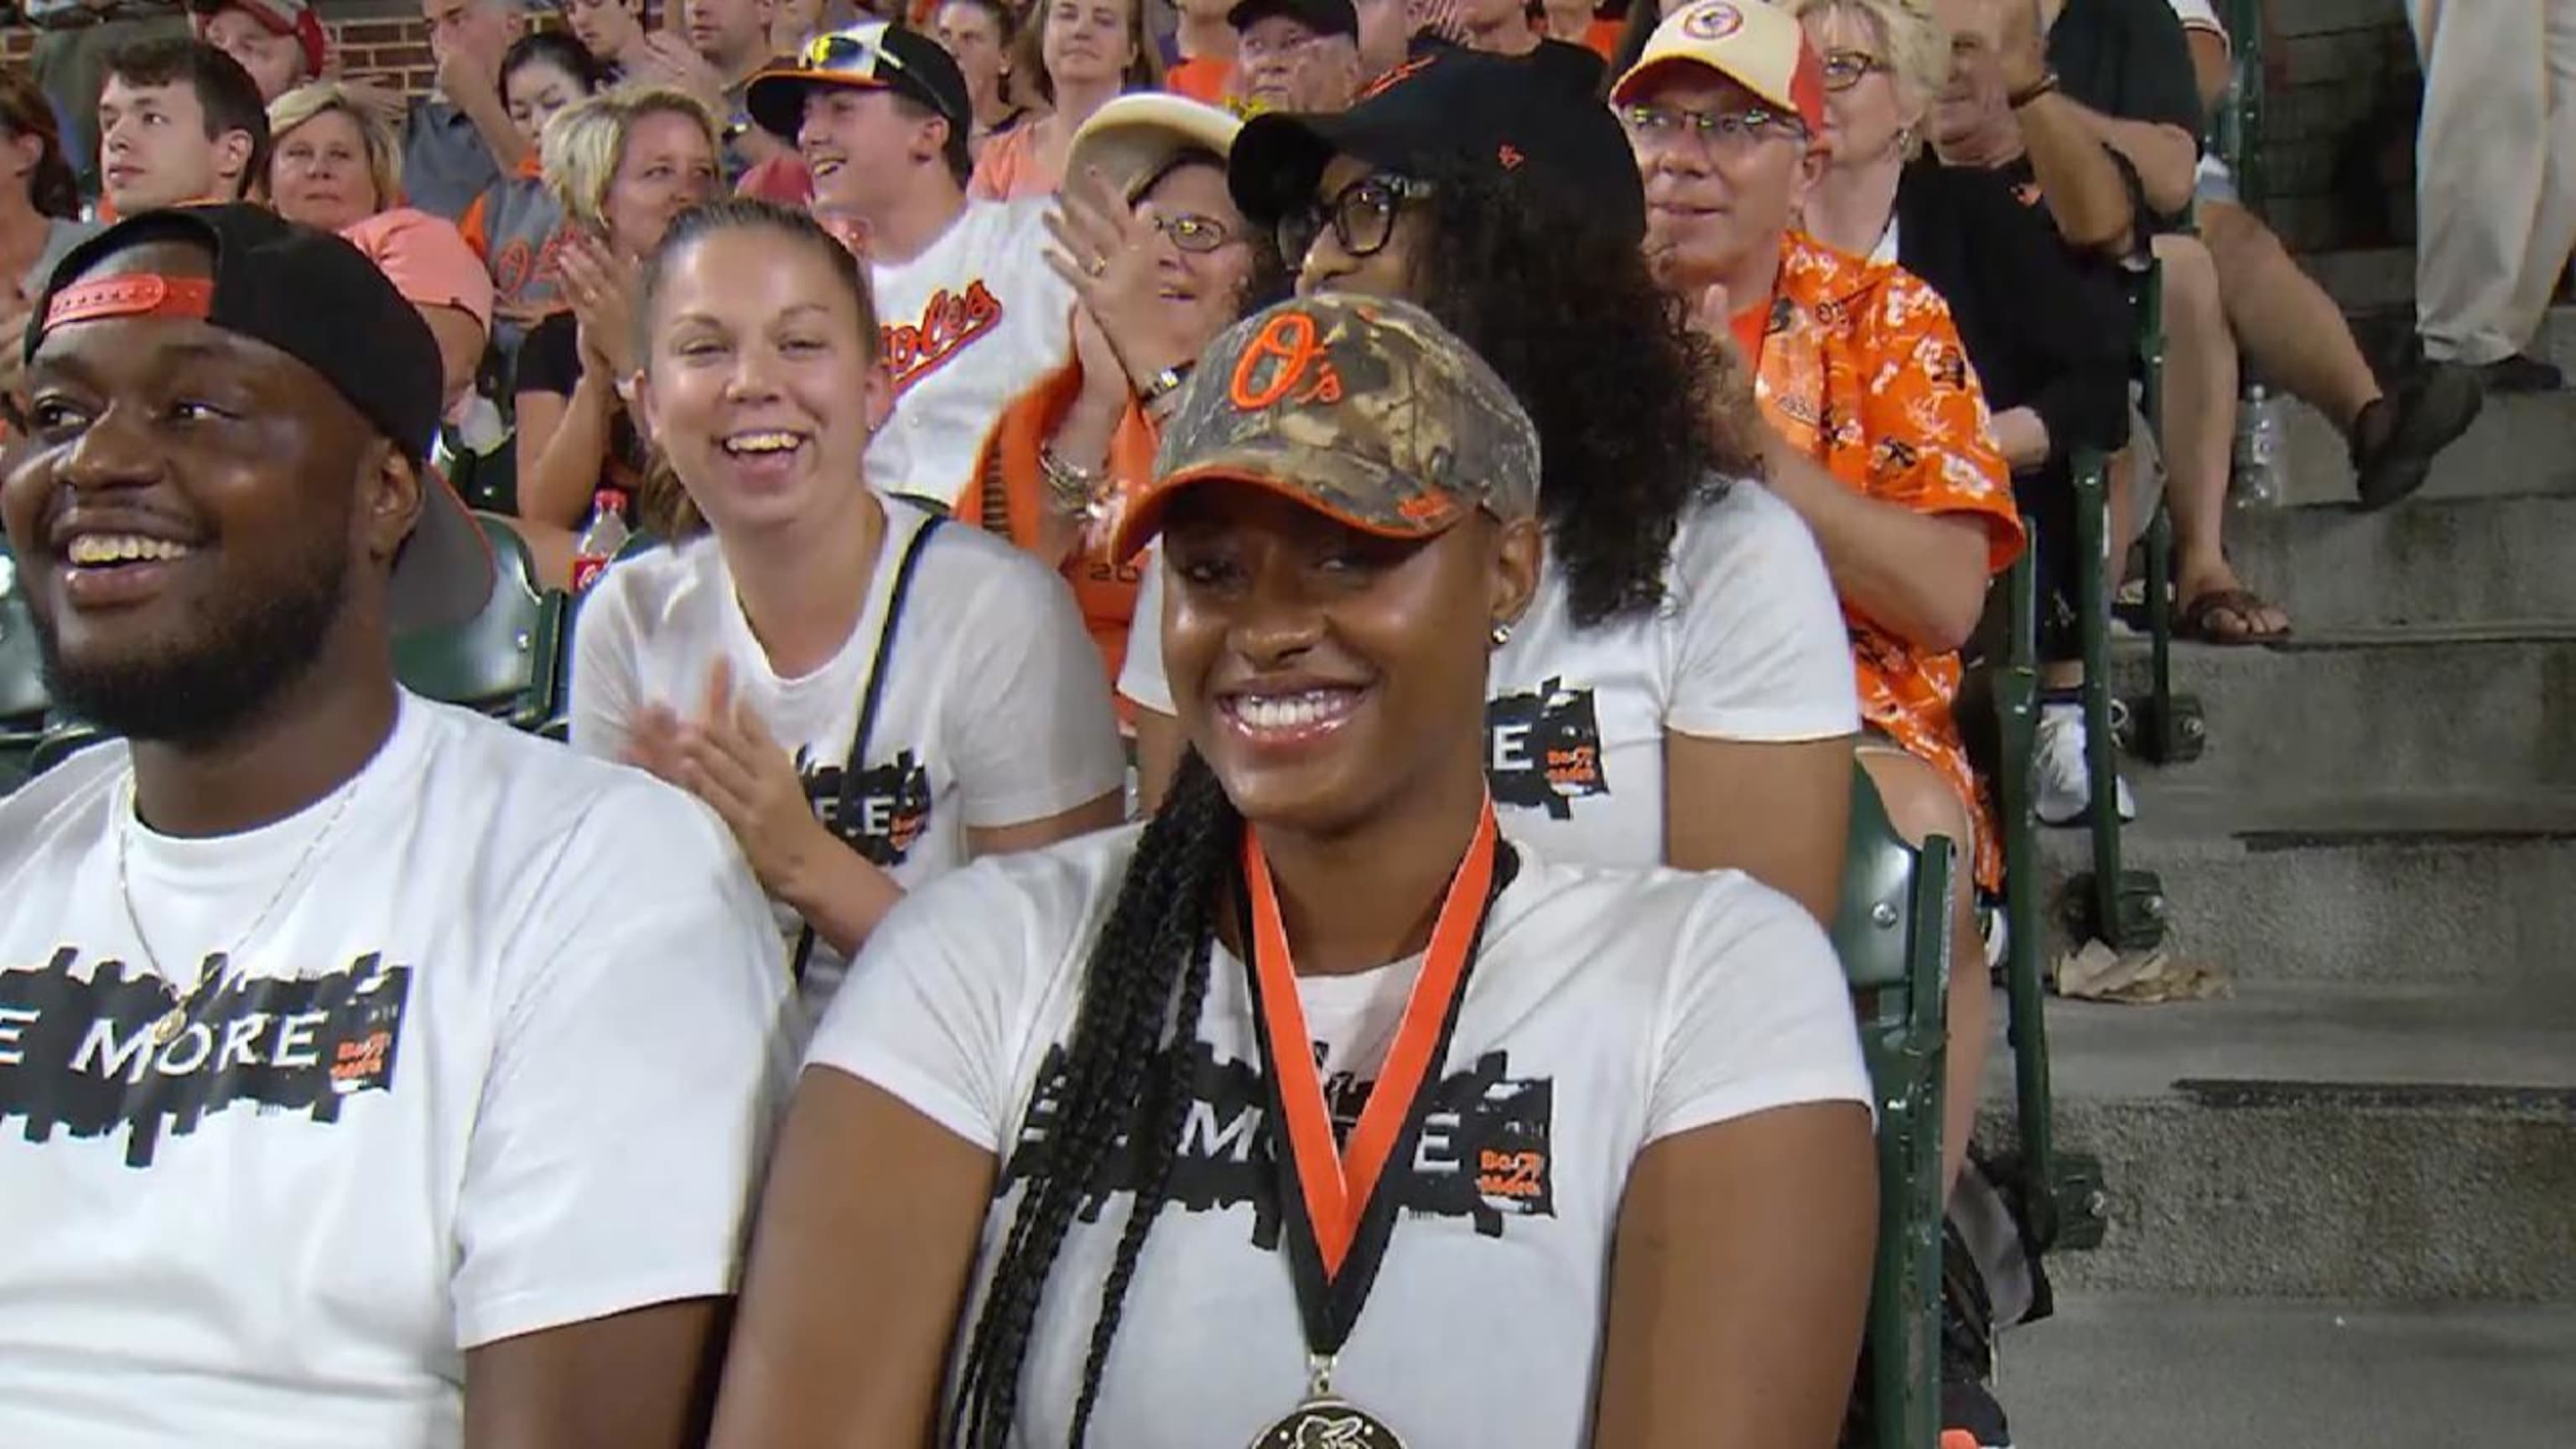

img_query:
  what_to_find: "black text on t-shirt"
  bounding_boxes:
[0,946,413,1169]
[797,746,934,867]
[1000,1041,1556,1244]
[1486,680,1610,820]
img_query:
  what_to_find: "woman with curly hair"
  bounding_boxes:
[1119,47,1859,923]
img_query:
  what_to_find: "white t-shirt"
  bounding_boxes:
[868,198,1073,506]
[813,825,1869,1446]
[1119,480,1860,867]
[2165,0,2236,189]
[0,696,792,1448]
[2163,0,2225,39]
[570,498,1126,1005]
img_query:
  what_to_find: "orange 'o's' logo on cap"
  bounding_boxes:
[1680,0,1743,39]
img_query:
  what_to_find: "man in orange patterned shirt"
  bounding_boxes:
[1613,0,2024,1202]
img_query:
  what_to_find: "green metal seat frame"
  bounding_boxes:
[392,512,552,719]
[1831,768,1955,1449]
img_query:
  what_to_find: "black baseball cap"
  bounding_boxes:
[747,22,974,176]
[1229,45,1648,247]
[1227,0,1357,38]
[25,205,492,634]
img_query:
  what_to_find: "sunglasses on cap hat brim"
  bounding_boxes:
[747,29,928,140]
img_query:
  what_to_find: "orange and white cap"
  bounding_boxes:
[1610,0,1828,136]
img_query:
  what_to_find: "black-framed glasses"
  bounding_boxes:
[1617,102,1808,153]
[1277,173,1435,265]
[1152,210,1240,254]
[1820,49,1891,92]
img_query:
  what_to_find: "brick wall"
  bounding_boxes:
[0,6,442,92]
[2258,0,2422,254]
[333,14,439,94]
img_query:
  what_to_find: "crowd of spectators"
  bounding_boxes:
[0,0,2556,1445]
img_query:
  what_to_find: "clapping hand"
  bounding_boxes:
[626,659,836,898]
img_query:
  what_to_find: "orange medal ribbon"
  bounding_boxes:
[1239,801,1501,1279]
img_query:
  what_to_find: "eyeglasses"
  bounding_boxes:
[1820,49,1891,91]
[1277,173,1434,265]
[1239,29,1322,63]
[1617,102,1807,154]
[1153,210,1239,253]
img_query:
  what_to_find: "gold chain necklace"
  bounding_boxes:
[113,771,362,1046]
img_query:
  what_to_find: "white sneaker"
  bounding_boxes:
[2033,704,2137,826]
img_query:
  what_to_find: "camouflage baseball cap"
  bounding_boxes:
[1114,293,1539,562]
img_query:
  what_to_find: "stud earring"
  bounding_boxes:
[1489,623,1513,647]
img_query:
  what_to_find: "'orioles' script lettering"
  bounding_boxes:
[882,282,1004,395]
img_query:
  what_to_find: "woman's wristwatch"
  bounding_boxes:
[2007,70,2062,109]
[1138,361,1195,416]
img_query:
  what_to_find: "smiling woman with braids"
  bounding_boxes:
[709,292,1876,1449]
[1116,47,1860,923]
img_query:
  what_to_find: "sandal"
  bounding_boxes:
[2177,586,2292,646]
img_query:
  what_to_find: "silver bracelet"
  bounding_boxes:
[1039,444,1104,517]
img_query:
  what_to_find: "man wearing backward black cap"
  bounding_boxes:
[0,205,788,1446]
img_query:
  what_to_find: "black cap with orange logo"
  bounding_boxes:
[1227,45,1647,247]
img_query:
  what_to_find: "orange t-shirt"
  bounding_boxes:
[1582,15,1621,59]
[1165,55,1233,105]
[967,124,1059,201]
[1745,231,2026,889]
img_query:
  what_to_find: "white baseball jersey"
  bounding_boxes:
[867,199,1075,507]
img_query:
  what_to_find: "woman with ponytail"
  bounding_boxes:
[568,199,1124,1021]
[710,292,1876,1448]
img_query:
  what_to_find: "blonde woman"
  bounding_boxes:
[262,80,402,232]
[969,0,1160,199]
[513,87,720,583]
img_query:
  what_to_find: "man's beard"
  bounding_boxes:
[35,537,354,752]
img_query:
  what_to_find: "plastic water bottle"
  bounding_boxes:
[570,490,629,591]
[2232,384,2283,508]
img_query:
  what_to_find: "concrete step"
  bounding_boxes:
[2007,1293,2576,1449]
[2103,625,2576,797]
[1985,981,2576,1300]
[2032,786,2576,996]
[2226,493,2576,630]
[2281,390,2576,506]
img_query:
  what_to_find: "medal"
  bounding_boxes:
[1249,1356,1407,1448]
[1239,803,1509,1448]
[151,1006,186,1046]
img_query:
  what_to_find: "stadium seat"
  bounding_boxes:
[394,512,549,718]
[532,583,583,743]
[1831,768,1955,1449]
